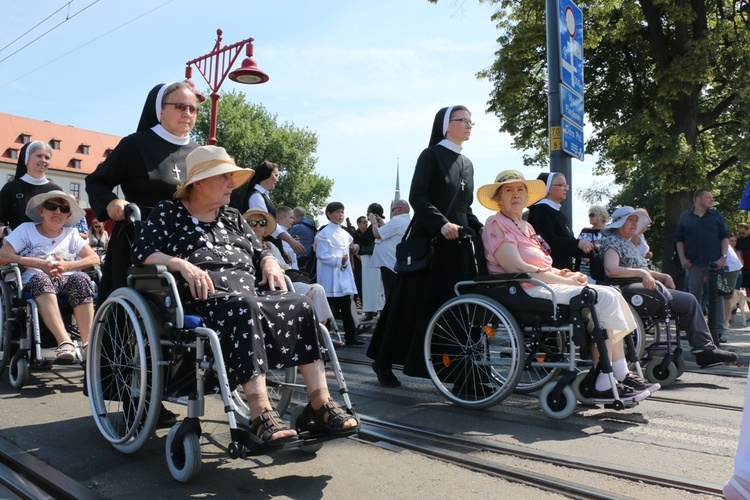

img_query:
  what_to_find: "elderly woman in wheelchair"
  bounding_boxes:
[0,191,97,364]
[601,206,737,368]
[131,146,359,445]
[476,171,658,404]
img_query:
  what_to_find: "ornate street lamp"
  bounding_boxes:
[185,29,269,145]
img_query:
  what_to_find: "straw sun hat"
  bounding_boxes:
[476,170,547,212]
[174,145,254,199]
[25,190,86,227]
[242,209,277,235]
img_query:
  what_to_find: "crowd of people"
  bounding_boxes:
[2,92,749,485]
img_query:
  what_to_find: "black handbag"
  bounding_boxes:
[717,272,734,297]
[394,237,434,274]
[394,178,463,275]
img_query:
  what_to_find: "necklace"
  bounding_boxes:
[501,212,526,234]
[169,146,183,180]
[185,203,233,259]
[38,225,63,245]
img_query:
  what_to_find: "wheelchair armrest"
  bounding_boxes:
[600,277,642,286]
[474,272,531,282]
[128,264,169,277]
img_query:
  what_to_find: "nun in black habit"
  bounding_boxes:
[527,172,593,270]
[367,105,483,387]
[85,82,200,302]
[0,141,62,234]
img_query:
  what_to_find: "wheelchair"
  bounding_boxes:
[86,264,356,483]
[0,264,94,388]
[423,274,649,420]
[616,283,686,387]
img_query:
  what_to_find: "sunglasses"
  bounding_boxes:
[247,219,267,227]
[533,234,552,256]
[94,225,102,229]
[42,201,71,213]
[164,102,198,115]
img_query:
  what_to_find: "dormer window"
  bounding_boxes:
[5,148,19,160]
[18,134,30,144]
[50,139,61,150]
[104,148,113,157]
[70,158,81,169]
[79,144,90,155]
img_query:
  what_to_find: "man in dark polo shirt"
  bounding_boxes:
[675,188,730,340]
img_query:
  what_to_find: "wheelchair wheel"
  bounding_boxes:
[87,288,163,454]
[166,424,202,483]
[645,356,678,387]
[571,370,595,406]
[628,304,647,362]
[514,331,564,394]
[424,294,525,409]
[9,353,28,389]
[539,381,577,420]
[0,285,9,376]
[674,355,686,378]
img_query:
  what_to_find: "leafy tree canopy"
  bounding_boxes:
[434,0,750,269]
[191,90,334,218]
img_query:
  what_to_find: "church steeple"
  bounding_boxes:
[393,158,401,202]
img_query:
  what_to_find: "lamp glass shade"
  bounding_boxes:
[228,57,269,84]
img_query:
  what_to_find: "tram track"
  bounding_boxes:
[355,415,724,498]
[0,436,100,499]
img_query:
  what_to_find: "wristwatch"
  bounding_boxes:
[721,254,727,258]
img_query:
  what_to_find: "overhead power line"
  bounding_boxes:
[0,0,101,65]
[0,1,74,55]
[0,0,176,89]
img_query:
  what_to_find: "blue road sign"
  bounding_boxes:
[562,118,584,160]
[560,84,584,128]
[559,0,583,97]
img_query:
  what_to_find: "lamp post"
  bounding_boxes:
[185,28,269,145]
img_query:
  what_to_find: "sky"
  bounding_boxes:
[0,0,613,233]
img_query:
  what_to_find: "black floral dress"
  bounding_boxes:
[133,199,322,392]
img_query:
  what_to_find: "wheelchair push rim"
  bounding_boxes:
[86,288,164,454]
[424,294,525,409]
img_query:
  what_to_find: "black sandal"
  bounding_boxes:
[310,398,360,436]
[249,409,298,446]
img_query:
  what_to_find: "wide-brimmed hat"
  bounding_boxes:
[174,146,254,199]
[25,190,85,227]
[476,170,547,212]
[603,206,651,235]
[242,209,277,236]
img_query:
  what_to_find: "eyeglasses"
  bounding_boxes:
[552,184,569,189]
[588,213,596,217]
[247,219,267,227]
[42,201,71,213]
[164,102,198,115]
[94,225,102,229]
[534,234,551,255]
[450,118,475,126]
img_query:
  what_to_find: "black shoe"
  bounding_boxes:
[372,363,401,387]
[592,382,650,403]
[345,337,365,347]
[694,348,738,367]
[621,372,660,394]
[157,405,178,429]
[719,335,728,344]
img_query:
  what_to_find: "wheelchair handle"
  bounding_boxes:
[125,204,141,224]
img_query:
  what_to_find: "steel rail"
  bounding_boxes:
[356,414,724,497]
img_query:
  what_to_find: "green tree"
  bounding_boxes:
[436,0,750,271]
[191,90,334,217]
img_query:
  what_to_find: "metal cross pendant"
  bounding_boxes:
[460,178,466,191]
[172,163,181,180]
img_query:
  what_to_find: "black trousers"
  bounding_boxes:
[327,295,356,339]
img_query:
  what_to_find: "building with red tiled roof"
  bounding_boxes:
[0,112,121,208]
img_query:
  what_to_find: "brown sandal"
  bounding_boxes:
[310,398,360,436]
[249,409,298,446]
